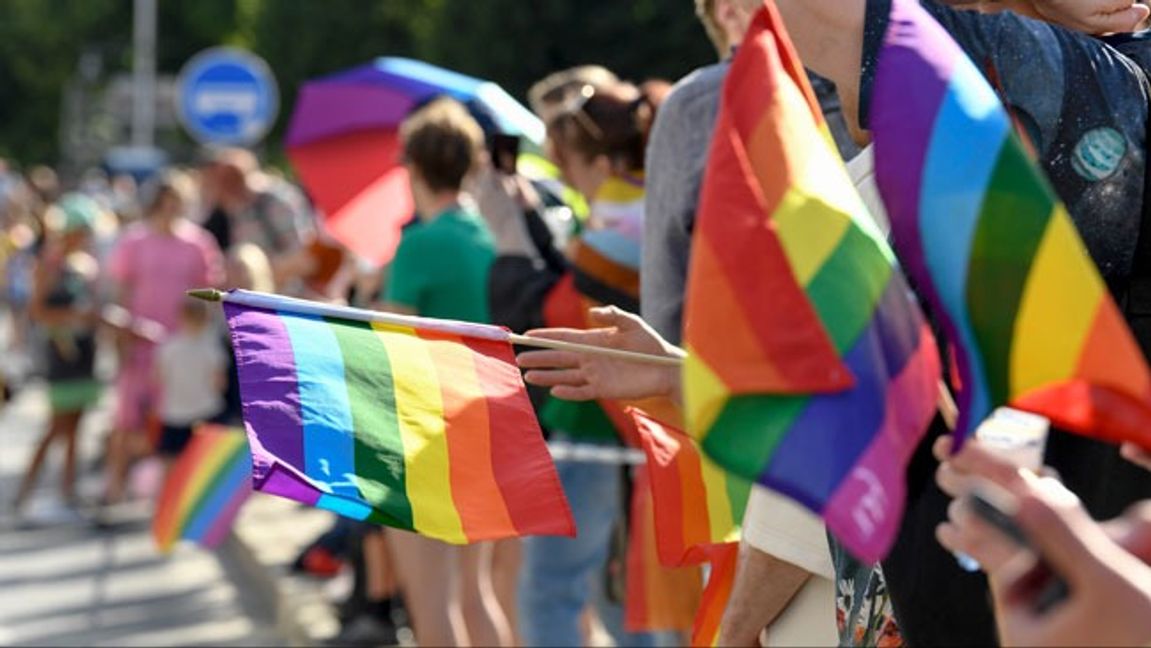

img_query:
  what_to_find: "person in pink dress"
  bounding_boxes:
[103,171,223,506]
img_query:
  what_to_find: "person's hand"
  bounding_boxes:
[1029,0,1149,34]
[933,436,1067,571]
[516,306,685,402]
[980,481,1151,646]
[935,438,1151,646]
[472,167,540,256]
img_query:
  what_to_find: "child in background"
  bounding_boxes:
[154,299,226,465]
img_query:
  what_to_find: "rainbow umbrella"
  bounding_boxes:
[286,58,544,266]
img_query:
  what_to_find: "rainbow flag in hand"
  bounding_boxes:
[153,426,251,553]
[682,3,941,563]
[223,290,574,544]
[871,0,1151,446]
[630,408,748,566]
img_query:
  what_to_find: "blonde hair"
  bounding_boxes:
[695,0,762,56]
[142,169,196,214]
[528,66,621,120]
[229,243,274,293]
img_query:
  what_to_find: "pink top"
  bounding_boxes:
[108,220,223,334]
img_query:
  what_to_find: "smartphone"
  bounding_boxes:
[968,486,1070,614]
[490,133,520,175]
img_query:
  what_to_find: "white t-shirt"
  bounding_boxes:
[741,486,839,647]
[157,329,225,425]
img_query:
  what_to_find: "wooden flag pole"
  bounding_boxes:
[188,288,684,367]
[508,333,684,367]
[937,381,959,431]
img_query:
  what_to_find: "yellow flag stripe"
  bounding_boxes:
[371,322,466,543]
[1009,208,1103,397]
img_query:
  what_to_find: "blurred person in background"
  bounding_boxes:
[198,147,314,290]
[10,194,104,522]
[498,75,674,648]
[378,97,513,647]
[1,180,40,367]
[528,65,622,125]
[103,171,223,507]
[153,298,226,470]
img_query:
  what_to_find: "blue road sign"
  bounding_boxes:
[176,47,279,146]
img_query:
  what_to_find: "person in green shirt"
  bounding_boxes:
[376,98,513,648]
[382,102,495,323]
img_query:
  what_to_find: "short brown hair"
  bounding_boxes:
[400,98,484,193]
[546,82,664,173]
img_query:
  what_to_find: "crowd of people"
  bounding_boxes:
[5,0,1151,646]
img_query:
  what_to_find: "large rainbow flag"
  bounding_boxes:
[153,425,251,553]
[222,290,575,544]
[870,0,1151,447]
[681,2,941,563]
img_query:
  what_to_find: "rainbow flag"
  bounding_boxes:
[871,0,1151,447]
[625,465,703,633]
[152,426,251,553]
[691,543,740,647]
[681,2,942,563]
[222,290,575,543]
[630,408,748,567]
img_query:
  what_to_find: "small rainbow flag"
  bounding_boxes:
[222,290,574,544]
[871,0,1151,447]
[682,2,941,562]
[152,426,251,553]
[625,465,703,633]
[691,543,740,647]
[630,408,748,567]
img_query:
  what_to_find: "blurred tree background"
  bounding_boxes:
[0,0,714,167]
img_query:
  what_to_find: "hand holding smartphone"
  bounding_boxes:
[490,134,520,175]
[967,484,1070,615]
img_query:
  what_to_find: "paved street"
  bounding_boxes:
[0,379,284,646]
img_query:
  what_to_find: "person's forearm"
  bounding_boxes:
[717,543,813,647]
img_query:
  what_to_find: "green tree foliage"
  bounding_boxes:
[0,0,714,166]
[428,0,714,99]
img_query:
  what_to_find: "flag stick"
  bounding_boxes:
[937,381,958,431]
[508,333,684,367]
[188,288,683,366]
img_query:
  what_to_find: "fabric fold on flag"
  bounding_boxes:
[152,425,252,553]
[682,2,942,563]
[630,408,748,567]
[691,543,740,648]
[871,0,1151,448]
[223,291,575,543]
[624,465,703,633]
